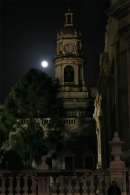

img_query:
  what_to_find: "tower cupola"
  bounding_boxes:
[64,7,74,26]
[53,8,86,87]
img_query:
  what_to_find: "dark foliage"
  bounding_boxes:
[0,68,64,169]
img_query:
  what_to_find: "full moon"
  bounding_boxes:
[41,61,48,67]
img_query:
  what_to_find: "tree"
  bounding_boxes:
[0,68,64,169]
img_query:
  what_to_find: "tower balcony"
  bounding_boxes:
[54,53,84,61]
[63,117,95,125]
[58,84,88,93]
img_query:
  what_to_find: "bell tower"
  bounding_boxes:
[53,7,93,118]
[53,7,86,86]
[52,8,97,169]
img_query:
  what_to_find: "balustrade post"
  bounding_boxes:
[0,175,6,195]
[89,175,95,195]
[23,175,28,195]
[97,175,103,195]
[45,176,50,195]
[59,176,64,195]
[52,176,57,195]
[30,175,36,195]
[37,155,50,194]
[16,175,21,195]
[8,176,13,195]
[82,176,87,195]
[67,177,72,195]
[75,177,80,195]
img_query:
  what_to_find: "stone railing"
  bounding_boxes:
[38,117,95,132]
[0,169,130,195]
[63,117,95,125]
[0,132,130,195]
[58,85,87,92]
[39,117,95,125]
[0,169,110,195]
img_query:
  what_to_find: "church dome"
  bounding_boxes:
[63,26,75,34]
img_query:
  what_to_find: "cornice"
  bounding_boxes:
[105,0,130,20]
[118,24,130,49]
[56,37,81,41]
[53,54,85,62]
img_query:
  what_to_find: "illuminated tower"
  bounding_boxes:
[53,7,92,118]
[53,8,96,169]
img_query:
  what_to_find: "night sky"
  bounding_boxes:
[1,0,110,104]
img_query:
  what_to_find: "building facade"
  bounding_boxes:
[93,0,130,169]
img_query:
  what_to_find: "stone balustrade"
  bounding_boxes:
[63,118,95,125]
[58,85,86,92]
[0,132,129,195]
[40,118,95,125]
[0,169,130,195]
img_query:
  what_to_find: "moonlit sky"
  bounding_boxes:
[1,0,110,104]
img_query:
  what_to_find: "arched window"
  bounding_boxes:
[64,65,74,82]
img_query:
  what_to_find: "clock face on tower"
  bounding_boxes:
[64,44,74,53]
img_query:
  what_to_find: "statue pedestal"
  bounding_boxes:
[108,132,128,194]
[38,156,49,170]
